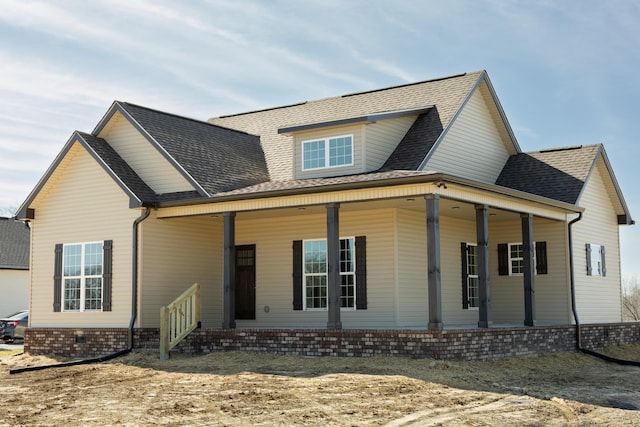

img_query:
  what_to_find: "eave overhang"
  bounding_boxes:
[155,172,583,220]
[578,146,634,225]
[16,132,151,220]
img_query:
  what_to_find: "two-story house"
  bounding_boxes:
[16,70,636,359]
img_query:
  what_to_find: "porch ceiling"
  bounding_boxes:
[217,197,524,223]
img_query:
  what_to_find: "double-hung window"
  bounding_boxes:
[63,242,103,311]
[302,135,353,170]
[303,238,356,309]
[498,241,548,276]
[54,240,113,312]
[461,243,479,309]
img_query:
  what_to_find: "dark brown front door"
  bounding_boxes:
[235,245,256,320]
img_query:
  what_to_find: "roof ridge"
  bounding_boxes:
[340,71,472,98]
[212,70,482,120]
[534,143,601,154]
[218,101,308,119]
[119,101,256,137]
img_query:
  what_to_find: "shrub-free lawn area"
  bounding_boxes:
[1,345,639,426]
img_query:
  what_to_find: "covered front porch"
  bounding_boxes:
[142,178,579,335]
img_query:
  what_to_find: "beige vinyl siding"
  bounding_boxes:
[425,84,511,183]
[97,111,194,194]
[438,216,480,325]
[362,116,416,170]
[232,209,397,329]
[138,214,222,328]
[490,219,570,325]
[293,116,416,179]
[572,160,623,323]
[135,208,397,330]
[294,124,363,179]
[0,270,29,316]
[29,143,141,328]
[395,209,427,327]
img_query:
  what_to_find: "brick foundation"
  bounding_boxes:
[24,322,640,361]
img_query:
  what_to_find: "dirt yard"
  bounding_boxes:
[1,344,639,426]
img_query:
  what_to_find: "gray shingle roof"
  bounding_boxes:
[210,71,484,180]
[496,145,601,204]
[118,103,270,196]
[380,109,445,171]
[0,217,29,269]
[78,132,157,204]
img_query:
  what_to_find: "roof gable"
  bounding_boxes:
[17,132,156,218]
[209,71,489,180]
[496,144,633,224]
[95,102,269,197]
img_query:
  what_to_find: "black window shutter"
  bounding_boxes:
[355,236,367,310]
[292,240,303,310]
[586,243,592,276]
[53,244,63,312]
[461,243,469,309]
[498,243,509,276]
[535,241,548,275]
[102,240,113,311]
[601,245,606,277]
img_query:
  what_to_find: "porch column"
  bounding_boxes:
[521,213,536,326]
[326,203,342,329]
[425,194,443,330]
[222,212,236,329]
[476,204,491,328]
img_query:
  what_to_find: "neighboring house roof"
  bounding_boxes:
[94,102,270,197]
[496,144,633,224]
[0,217,30,270]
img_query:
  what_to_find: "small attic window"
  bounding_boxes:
[302,135,353,170]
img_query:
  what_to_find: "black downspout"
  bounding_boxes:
[129,207,152,349]
[569,212,640,367]
[568,212,583,348]
[11,207,152,375]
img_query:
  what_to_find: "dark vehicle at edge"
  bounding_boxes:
[1,310,28,342]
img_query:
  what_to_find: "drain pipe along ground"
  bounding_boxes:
[10,207,152,374]
[568,212,640,367]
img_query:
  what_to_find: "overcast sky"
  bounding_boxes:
[0,0,638,279]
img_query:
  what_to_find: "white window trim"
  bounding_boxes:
[62,241,104,312]
[302,237,356,311]
[466,243,479,310]
[590,244,604,276]
[508,242,537,276]
[301,134,354,171]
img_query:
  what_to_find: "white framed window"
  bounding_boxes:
[303,237,356,310]
[302,135,353,170]
[587,243,606,277]
[465,243,479,310]
[498,241,547,276]
[63,242,103,311]
[509,243,526,275]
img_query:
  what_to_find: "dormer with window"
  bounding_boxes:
[279,107,432,179]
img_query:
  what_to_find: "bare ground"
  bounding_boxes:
[1,344,639,426]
